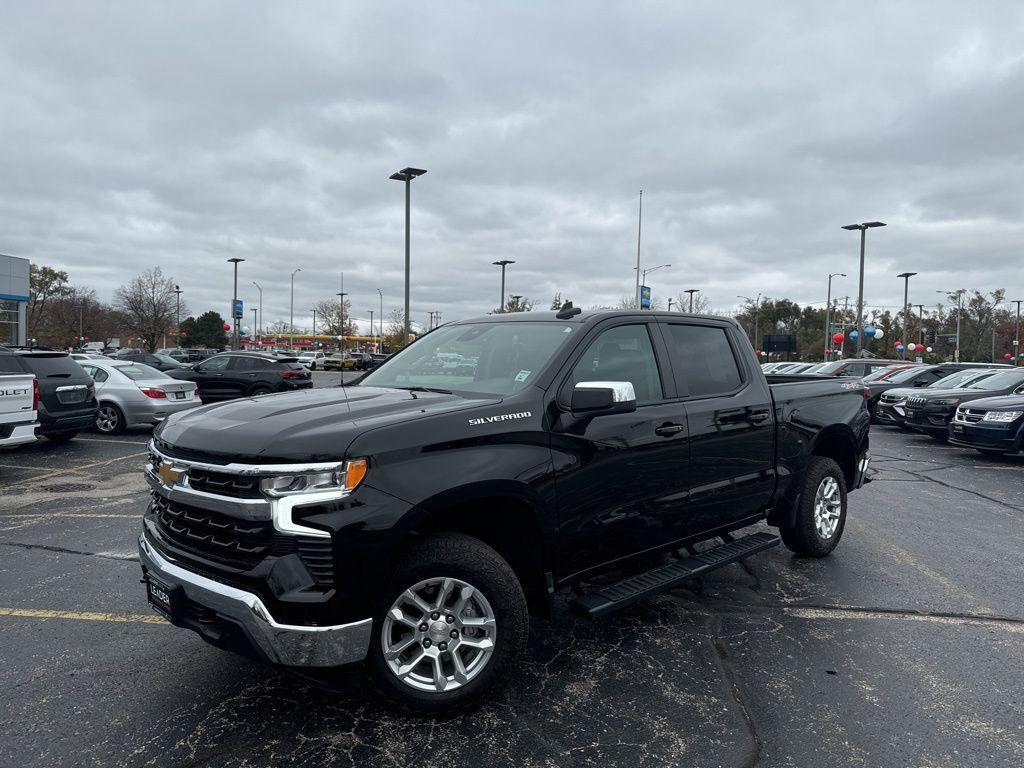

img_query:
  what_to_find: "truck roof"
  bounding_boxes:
[451,309,738,327]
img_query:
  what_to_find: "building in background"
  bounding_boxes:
[0,253,30,346]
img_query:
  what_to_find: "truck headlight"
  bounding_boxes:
[261,459,368,497]
[982,411,1022,422]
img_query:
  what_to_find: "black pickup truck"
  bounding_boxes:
[138,308,870,711]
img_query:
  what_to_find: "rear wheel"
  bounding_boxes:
[780,457,847,557]
[95,403,125,434]
[365,533,528,712]
[249,385,273,397]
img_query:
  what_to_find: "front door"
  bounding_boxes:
[661,321,775,535]
[189,355,232,400]
[551,321,691,577]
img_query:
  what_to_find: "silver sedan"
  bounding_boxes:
[78,359,202,434]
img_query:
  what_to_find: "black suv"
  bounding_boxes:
[904,368,1024,439]
[167,352,312,401]
[864,362,1010,418]
[0,349,97,441]
[116,349,187,372]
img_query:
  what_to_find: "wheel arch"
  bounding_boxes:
[808,425,859,488]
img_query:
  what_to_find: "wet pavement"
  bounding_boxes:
[1,412,1021,767]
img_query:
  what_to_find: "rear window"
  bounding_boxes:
[665,324,743,397]
[115,364,163,381]
[0,354,25,373]
[20,354,84,378]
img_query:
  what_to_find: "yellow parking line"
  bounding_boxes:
[0,607,166,623]
[0,452,148,486]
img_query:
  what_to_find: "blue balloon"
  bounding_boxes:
[896,344,905,351]
[864,325,876,338]
[849,330,859,341]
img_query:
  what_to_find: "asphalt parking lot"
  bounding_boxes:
[1,385,1022,767]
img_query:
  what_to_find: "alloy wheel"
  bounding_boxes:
[813,476,841,539]
[96,405,120,433]
[381,576,497,693]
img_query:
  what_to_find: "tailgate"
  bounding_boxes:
[0,374,36,425]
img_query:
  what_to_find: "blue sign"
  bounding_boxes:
[640,285,651,309]
[232,299,243,319]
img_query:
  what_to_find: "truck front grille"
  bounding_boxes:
[151,492,334,585]
[186,468,263,498]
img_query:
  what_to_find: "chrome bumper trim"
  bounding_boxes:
[139,534,372,667]
[854,454,870,488]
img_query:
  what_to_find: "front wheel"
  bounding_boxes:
[780,457,847,557]
[365,534,528,712]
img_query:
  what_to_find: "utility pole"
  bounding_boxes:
[173,285,183,348]
[914,304,925,348]
[1012,299,1022,366]
[683,288,699,313]
[227,258,244,350]
[336,291,348,351]
[289,268,301,350]
[368,310,375,350]
[311,308,317,348]
[389,167,427,348]
[250,308,257,347]
[898,272,917,358]
[251,282,262,341]
[824,273,845,361]
[634,190,643,308]
[842,221,886,354]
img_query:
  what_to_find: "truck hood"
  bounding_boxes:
[155,385,499,463]
[956,394,1024,411]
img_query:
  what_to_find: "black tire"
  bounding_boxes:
[44,431,79,443]
[95,402,125,435]
[364,533,528,713]
[780,457,848,557]
[249,386,273,397]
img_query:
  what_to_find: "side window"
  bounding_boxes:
[569,324,663,404]
[665,324,743,397]
[198,355,231,372]
[93,368,109,383]
[230,357,261,372]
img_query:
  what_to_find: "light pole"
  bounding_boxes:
[639,264,670,309]
[251,308,257,347]
[841,221,886,354]
[227,258,244,350]
[937,289,965,363]
[914,304,925,349]
[824,273,846,361]
[377,288,383,349]
[311,308,318,348]
[368,310,375,349]
[1012,299,1023,366]
[492,260,515,312]
[683,288,700,313]
[289,268,302,350]
[251,281,263,340]
[634,190,643,307]
[738,294,761,350]
[898,272,917,358]
[509,294,523,312]
[336,292,348,351]
[173,285,183,348]
[389,167,427,347]
[666,298,674,312]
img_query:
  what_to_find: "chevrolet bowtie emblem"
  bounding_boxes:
[159,462,184,486]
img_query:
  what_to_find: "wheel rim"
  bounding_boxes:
[381,576,497,693]
[813,476,842,539]
[96,405,119,433]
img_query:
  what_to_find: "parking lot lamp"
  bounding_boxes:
[251,281,263,339]
[173,285,183,348]
[368,310,375,349]
[937,289,965,363]
[227,259,244,350]
[684,288,700,313]
[492,260,515,312]
[898,272,917,357]
[390,167,427,347]
[841,221,886,354]
[640,264,671,310]
[824,273,845,361]
[1013,299,1022,366]
[337,292,348,351]
[377,288,384,347]
[289,268,302,350]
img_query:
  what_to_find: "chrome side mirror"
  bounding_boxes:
[571,381,637,414]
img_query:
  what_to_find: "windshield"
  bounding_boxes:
[155,354,180,365]
[931,369,987,388]
[114,363,164,381]
[874,366,924,384]
[965,370,1024,391]
[814,360,845,374]
[359,321,577,396]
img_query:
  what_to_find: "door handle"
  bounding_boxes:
[655,422,685,437]
[748,410,771,424]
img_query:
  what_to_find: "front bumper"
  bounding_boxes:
[903,406,954,434]
[948,421,1021,453]
[139,534,372,667]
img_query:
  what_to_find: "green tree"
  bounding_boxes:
[27,264,70,340]
[180,311,228,349]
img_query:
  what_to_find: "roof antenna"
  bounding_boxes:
[556,301,581,320]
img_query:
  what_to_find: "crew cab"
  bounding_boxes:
[904,368,1024,440]
[0,368,38,448]
[138,308,870,711]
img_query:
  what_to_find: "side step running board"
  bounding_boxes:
[569,532,780,619]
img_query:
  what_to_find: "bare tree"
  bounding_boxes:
[44,287,123,348]
[312,297,359,338]
[674,291,712,314]
[113,268,181,352]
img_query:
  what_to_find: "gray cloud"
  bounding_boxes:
[2,1,1023,334]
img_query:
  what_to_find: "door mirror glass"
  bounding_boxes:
[571,381,637,414]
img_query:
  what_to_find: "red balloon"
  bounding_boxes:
[223,324,231,331]
[832,332,844,344]
[755,349,762,355]
[1004,353,1013,360]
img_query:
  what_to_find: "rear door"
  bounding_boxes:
[660,320,775,535]
[551,319,691,575]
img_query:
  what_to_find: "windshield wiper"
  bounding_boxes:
[393,385,453,395]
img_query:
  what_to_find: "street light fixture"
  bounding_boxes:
[683,288,700,313]
[824,273,846,361]
[639,264,671,309]
[227,258,245,350]
[251,281,263,341]
[841,221,886,354]
[173,285,183,348]
[389,166,427,347]
[492,260,515,312]
[897,272,918,357]
[289,268,302,350]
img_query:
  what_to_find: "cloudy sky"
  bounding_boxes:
[2,2,1023,333]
